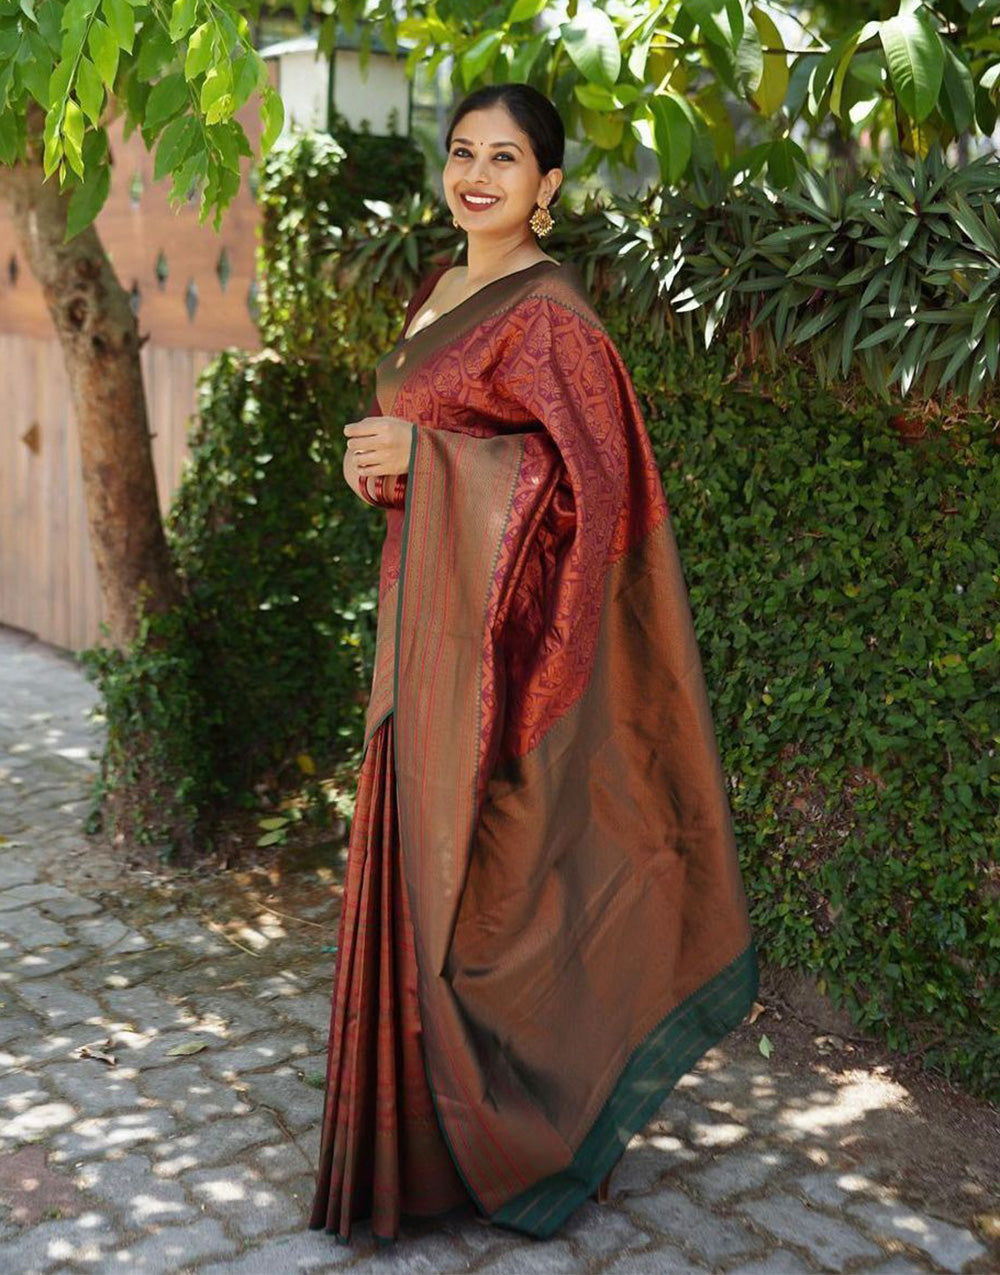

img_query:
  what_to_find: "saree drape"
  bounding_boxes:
[310,259,759,1243]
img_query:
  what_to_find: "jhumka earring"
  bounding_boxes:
[452,216,460,227]
[529,202,553,237]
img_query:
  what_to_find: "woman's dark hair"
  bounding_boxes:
[444,83,565,207]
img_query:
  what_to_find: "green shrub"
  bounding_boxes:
[613,317,1000,1098]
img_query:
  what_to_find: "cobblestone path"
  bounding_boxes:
[1,624,997,1274]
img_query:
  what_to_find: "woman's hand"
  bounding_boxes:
[344,416,413,477]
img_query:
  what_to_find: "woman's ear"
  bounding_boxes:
[540,168,563,206]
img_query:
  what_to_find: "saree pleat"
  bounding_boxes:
[308,714,470,1244]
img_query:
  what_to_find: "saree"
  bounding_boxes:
[309,258,759,1244]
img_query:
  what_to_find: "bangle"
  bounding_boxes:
[358,473,378,506]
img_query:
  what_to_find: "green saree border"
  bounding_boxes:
[490,938,760,1237]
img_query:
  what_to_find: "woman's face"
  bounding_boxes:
[443,103,561,239]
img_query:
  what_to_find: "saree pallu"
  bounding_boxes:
[310,259,759,1244]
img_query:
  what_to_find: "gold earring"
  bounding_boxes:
[529,202,553,237]
[452,216,459,227]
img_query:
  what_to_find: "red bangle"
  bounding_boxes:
[358,473,378,505]
[392,474,407,505]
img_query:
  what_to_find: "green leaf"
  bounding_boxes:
[62,96,85,176]
[64,161,110,237]
[648,92,693,184]
[460,30,502,88]
[579,104,624,149]
[734,15,763,97]
[230,53,259,110]
[146,71,188,130]
[101,0,134,53]
[154,111,198,180]
[683,0,744,50]
[574,81,619,111]
[758,1032,773,1058]
[879,12,945,123]
[87,17,119,89]
[750,6,789,116]
[169,0,197,42]
[184,22,213,81]
[75,54,104,125]
[562,7,620,88]
[939,42,975,134]
[260,85,284,155]
[508,0,546,21]
[766,136,805,188]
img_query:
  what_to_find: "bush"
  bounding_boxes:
[613,317,1000,1098]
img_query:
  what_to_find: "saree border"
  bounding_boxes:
[488,937,759,1236]
[376,263,609,419]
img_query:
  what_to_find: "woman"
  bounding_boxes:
[308,82,759,1247]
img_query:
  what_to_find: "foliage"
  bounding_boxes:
[613,321,1000,1099]
[256,123,428,364]
[0,0,284,233]
[293,0,1000,190]
[165,349,381,793]
[582,147,1000,404]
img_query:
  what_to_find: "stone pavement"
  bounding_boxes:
[1,621,997,1275]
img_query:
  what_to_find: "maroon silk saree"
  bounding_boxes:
[309,259,758,1243]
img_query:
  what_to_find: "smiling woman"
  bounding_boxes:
[309,83,759,1250]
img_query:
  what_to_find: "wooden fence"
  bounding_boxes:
[0,80,271,653]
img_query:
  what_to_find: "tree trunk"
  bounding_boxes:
[0,104,180,651]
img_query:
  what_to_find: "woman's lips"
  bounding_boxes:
[459,192,501,212]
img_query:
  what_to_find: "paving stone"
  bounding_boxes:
[108,1216,237,1270]
[612,1135,701,1194]
[39,1061,145,1115]
[273,992,334,1034]
[687,1147,791,1203]
[724,1253,816,1275]
[198,1229,357,1272]
[600,1243,707,1274]
[738,1191,883,1271]
[3,1100,77,1143]
[185,992,283,1039]
[0,906,72,948]
[151,1112,283,1175]
[180,1163,304,1240]
[0,857,40,888]
[625,1187,762,1265]
[71,915,150,953]
[0,1067,50,1104]
[73,1152,198,1227]
[240,1066,320,1131]
[139,1063,252,1120]
[253,1134,317,1182]
[145,915,230,955]
[6,947,90,979]
[869,1260,939,1274]
[0,1211,117,1273]
[474,1239,583,1273]
[12,979,104,1028]
[792,1169,877,1208]
[48,1107,178,1165]
[200,1034,314,1077]
[0,882,82,912]
[557,1199,652,1257]
[102,985,201,1034]
[37,894,102,920]
[846,1197,988,1272]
